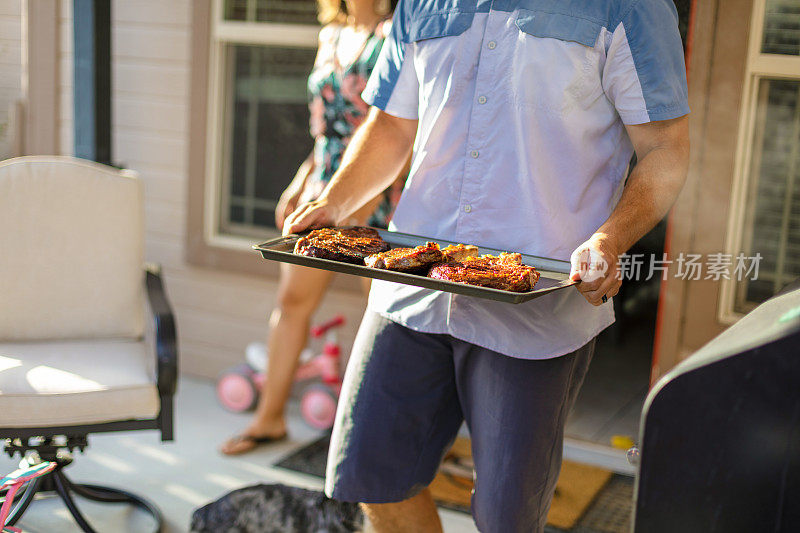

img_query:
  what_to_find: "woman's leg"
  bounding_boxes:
[221,262,334,454]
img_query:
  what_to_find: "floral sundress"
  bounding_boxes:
[303,20,403,228]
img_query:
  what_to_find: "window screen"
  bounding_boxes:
[224,0,319,25]
[220,44,316,236]
[762,0,800,56]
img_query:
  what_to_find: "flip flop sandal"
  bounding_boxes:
[221,433,288,456]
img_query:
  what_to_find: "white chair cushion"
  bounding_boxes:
[0,156,145,341]
[0,339,159,427]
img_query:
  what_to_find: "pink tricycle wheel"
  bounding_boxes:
[300,385,338,430]
[217,367,258,412]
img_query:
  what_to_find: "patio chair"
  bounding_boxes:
[0,156,178,532]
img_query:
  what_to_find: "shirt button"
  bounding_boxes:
[478,95,487,104]
[470,150,479,158]
[464,204,472,213]
[487,40,497,49]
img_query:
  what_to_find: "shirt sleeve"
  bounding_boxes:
[361,2,420,119]
[603,0,690,125]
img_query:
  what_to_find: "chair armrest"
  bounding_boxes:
[145,264,178,396]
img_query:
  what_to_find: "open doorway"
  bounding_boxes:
[564,0,694,465]
[566,221,666,449]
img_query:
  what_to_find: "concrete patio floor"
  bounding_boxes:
[0,376,479,532]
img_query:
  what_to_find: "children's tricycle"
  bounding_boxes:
[216,315,345,430]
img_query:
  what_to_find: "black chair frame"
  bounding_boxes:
[0,265,178,533]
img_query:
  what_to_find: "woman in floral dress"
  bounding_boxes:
[222,0,403,455]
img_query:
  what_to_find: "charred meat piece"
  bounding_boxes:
[294,226,390,265]
[470,252,523,266]
[365,242,444,272]
[429,253,540,292]
[441,244,480,262]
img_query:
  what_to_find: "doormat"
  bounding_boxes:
[274,435,633,532]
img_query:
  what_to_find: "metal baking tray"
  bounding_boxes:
[253,228,577,304]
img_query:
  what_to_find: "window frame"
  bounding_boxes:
[188,0,363,289]
[206,0,318,249]
[719,0,800,323]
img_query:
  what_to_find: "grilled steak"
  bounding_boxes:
[428,253,540,292]
[490,252,523,265]
[294,226,390,265]
[365,242,444,272]
[441,244,480,262]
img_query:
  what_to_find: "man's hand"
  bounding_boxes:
[283,199,341,236]
[570,233,622,306]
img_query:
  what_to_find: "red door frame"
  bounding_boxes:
[651,0,699,386]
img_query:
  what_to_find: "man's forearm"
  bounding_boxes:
[570,116,689,305]
[597,117,690,253]
[319,108,416,224]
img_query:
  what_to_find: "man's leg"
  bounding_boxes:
[325,313,463,531]
[454,339,595,533]
[361,488,442,533]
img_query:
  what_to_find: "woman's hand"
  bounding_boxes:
[283,199,341,236]
[274,187,303,231]
[276,152,316,231]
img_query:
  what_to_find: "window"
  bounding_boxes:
[723,0,800,317]
[221,44,316,236]
[224,0,318,24]
[207,0,319,243]
[737,79,800,308]
[762,0,800,56]
[187,0,362,286]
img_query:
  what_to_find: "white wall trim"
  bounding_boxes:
[22,0,59,155]
[214,21,318,47]
[202,0,317,250]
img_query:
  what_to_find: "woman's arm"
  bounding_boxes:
[275,150,316,231]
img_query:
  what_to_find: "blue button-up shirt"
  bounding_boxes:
[362,0,689,359]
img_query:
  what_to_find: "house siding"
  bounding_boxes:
[57,0,369,378]
[0,0,21,159]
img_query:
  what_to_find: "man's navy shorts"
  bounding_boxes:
[324,312,595,533]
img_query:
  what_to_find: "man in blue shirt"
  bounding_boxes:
[286,0,690,531]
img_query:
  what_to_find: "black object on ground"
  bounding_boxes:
[191,483,363,533]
